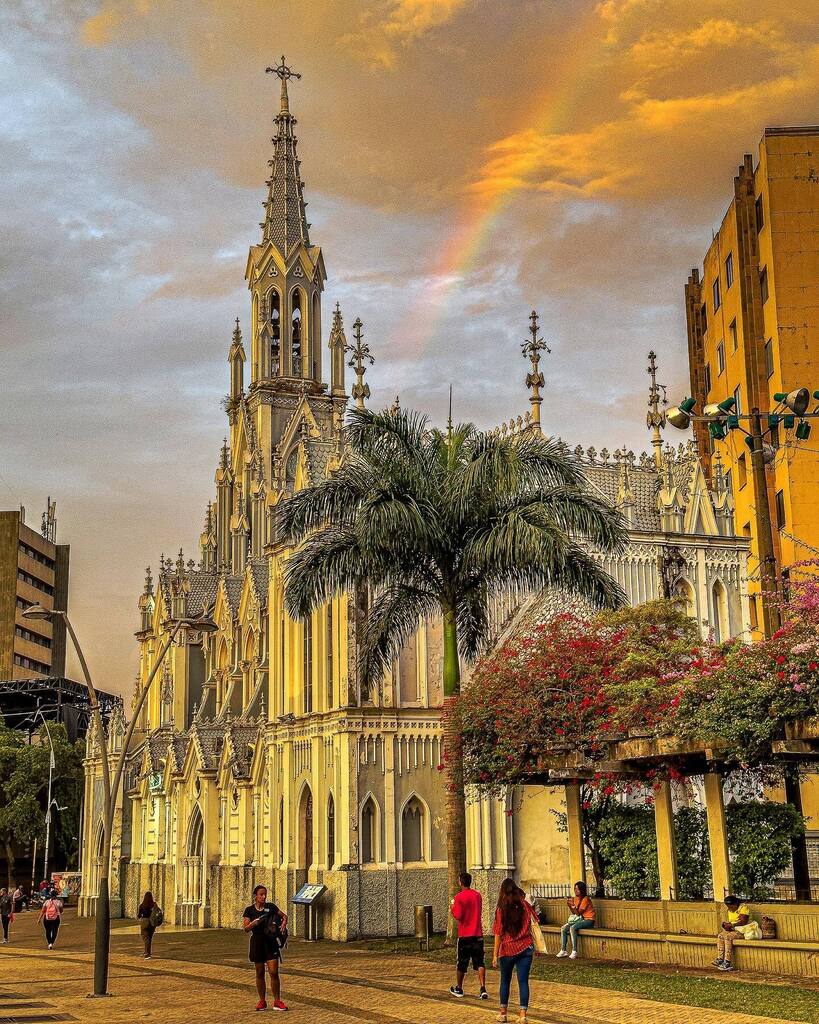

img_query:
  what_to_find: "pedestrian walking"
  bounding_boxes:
[449,872,487,1000]
[242,885,288,1011]
[137,891,163,959]
[492,878,539,1024]
[12,885,25,914]
[37,893,63,949]
[0,888,14,944]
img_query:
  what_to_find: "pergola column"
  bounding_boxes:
[704,772,730,899]
[565,783,586,886]
[653,781,678,900]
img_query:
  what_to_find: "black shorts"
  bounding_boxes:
[456,936,485,972]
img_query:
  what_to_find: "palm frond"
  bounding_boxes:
[456,586,492,663]
[283,528,388,618]
[358,584,439,687]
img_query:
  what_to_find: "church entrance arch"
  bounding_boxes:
[183,803,205,906]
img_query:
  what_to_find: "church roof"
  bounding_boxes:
[584,463,660,532]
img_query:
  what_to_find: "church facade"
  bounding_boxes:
[79,65,750,939]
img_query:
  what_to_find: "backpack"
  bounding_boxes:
[761,916,777,940]
[264,907,287,948]
[44,899,61,921]
[149,904,164,928]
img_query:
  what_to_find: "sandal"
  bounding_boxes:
[496,1014,508,1023]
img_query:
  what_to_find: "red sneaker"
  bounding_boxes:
[271,1000,288,1012]
[255,1000,267,1011]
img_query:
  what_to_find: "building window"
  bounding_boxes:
[18,542,55,570]
[733,384,742,414]
[16,570,54,597]
[13,653,50,674]
[326,602,334,710]
[764,338,774,378]
[729,319,738,351]
[749,595,758,631]
[760,266,769,304]
[14,625,52,650]
[724,469,732,495]
[725,252,734,289]
[776,489,786,531]
[755,195,765,231]
[303,616,313,714]
[704,362,712,396]
[713,278,721,312]
[717,341,725,375]
[361,798,377,864]
[742,521,751,538]
[701,302,708,332]
[327,795,335,869]
[401,797,425,862]
[738,453,747,489]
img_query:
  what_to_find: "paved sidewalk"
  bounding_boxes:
[0,909,806,1024]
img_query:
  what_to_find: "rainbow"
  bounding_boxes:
[391,5,610,362]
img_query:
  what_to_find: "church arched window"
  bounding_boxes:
[401,796,425,862]
[291,290,303,376]
[269,290,281,374]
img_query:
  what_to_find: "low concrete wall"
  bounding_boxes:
[542,924,819,979]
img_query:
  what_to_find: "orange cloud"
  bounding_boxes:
[82,1,154,45]
[339,0,472,68]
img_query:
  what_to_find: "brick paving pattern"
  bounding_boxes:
[0,909,805,1024]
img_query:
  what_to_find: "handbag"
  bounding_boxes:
[529,909,547,954]
[567,914,583,924]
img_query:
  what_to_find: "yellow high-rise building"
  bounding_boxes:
[685,127,819,640]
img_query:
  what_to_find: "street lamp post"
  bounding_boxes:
[22,604,217,995]
[666,387,818,900]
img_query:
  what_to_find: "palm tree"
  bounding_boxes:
[278,407,626,938]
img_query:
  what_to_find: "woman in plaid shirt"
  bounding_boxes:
[492,879,538,1023]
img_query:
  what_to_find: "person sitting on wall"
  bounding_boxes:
[714,895,756,972]
[556,881,595,959]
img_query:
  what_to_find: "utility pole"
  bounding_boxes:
[747,408,809,898]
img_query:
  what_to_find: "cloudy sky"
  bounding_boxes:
[2,0,818,695]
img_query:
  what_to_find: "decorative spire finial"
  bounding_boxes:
[143,566,153,596]
[347,317,374,410]
[521,310,550,433]
[646,350,667,474]
[266,55,300,115]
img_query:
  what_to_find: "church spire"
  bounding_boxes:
[262,56,310,256]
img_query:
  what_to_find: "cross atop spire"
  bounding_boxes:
[266,55,301,115]
[521,310,550,433]
[646,350,667,473]
[347,318,374,410]
[261,59,310,255]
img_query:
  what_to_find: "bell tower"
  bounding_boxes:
[246,57,327,390]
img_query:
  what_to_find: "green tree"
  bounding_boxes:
[0,719,84,887]
[726,801,805,899]
[278,407,625,938]
[595,804,659,899]
[674,806,711,900]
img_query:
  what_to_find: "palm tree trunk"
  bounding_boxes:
[442,604,467,944]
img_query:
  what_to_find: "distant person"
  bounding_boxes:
[0,888,13,943]
[449,872,487,1000]
[492,877,539,1024]
[38,892,63,949]
[137,891,163,959]
[556,881,595,959]
[714,895,754,972]
[242,884,288,1011]
[12,885,25,913]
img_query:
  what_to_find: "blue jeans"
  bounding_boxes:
[498,945,533,1009]
[560,917,594,951]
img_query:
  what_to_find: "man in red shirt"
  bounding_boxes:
[449,872,487,1000]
